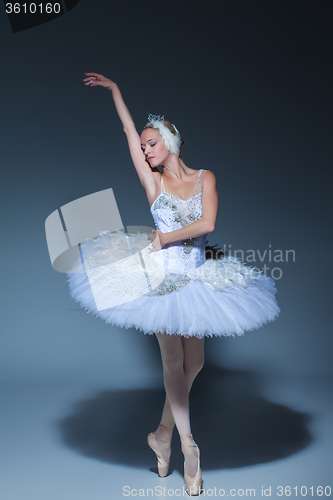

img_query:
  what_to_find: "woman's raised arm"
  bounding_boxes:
[83,73,154,187]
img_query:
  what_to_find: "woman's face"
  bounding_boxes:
[140,128,170,166]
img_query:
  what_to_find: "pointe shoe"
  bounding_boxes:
[147,424,173,477]
[180,433,202,496]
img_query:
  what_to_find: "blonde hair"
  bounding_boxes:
[142,120,184,156]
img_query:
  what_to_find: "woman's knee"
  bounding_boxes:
[162,348,184,371]
[156,332,184,370]
[184,354,205,376]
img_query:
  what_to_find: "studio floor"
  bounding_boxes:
[1,371,332,500]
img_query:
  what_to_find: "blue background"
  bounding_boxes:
[1,1,332,498]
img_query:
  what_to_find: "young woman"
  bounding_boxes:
[67,72,280,496]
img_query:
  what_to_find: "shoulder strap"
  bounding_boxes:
[197,169,209,192]
[197,169,203,187]
[192,169,203,196]
[161,174,165,194]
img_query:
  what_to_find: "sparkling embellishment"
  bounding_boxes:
[148,273,191,296]
[148,113,164,123]
[151,169,208,271]
[181,236,201,254]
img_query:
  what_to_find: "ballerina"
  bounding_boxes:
[67,72,280,496]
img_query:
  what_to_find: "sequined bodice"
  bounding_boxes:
[149,170,208,273]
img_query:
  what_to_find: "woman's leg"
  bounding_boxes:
[154,332,205,476]
[159,335,205,428]
[155,331,190,435]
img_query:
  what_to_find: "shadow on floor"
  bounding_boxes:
[56,365,312,473]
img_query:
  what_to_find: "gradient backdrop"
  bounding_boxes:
[1,0,332,498]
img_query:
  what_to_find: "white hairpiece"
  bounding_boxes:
[146,114,181,157]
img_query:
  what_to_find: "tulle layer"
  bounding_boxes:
[66,230,280,338]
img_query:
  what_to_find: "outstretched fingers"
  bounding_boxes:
[83,73,98,86]
[82,72,113,89]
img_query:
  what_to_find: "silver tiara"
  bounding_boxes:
[148,113,164,123]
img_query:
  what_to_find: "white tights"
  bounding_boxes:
[154,332,205,477]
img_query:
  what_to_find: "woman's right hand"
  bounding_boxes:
[82,72,116,90]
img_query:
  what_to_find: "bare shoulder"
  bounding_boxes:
[202,170,217,187]
[201,170,218,204]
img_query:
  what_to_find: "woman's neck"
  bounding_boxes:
[162,157,189,180]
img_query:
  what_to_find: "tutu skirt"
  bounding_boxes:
[66,230,280,339]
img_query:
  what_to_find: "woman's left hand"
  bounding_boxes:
[148,230,165,252]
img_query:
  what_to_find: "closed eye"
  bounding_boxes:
[141,142,157,152]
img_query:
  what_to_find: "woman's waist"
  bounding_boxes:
[159,240,206,272]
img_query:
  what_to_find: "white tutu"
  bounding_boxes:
[66,169,280,338]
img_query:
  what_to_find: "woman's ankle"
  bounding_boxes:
[154,424,174,443]
[159,423,174,432]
